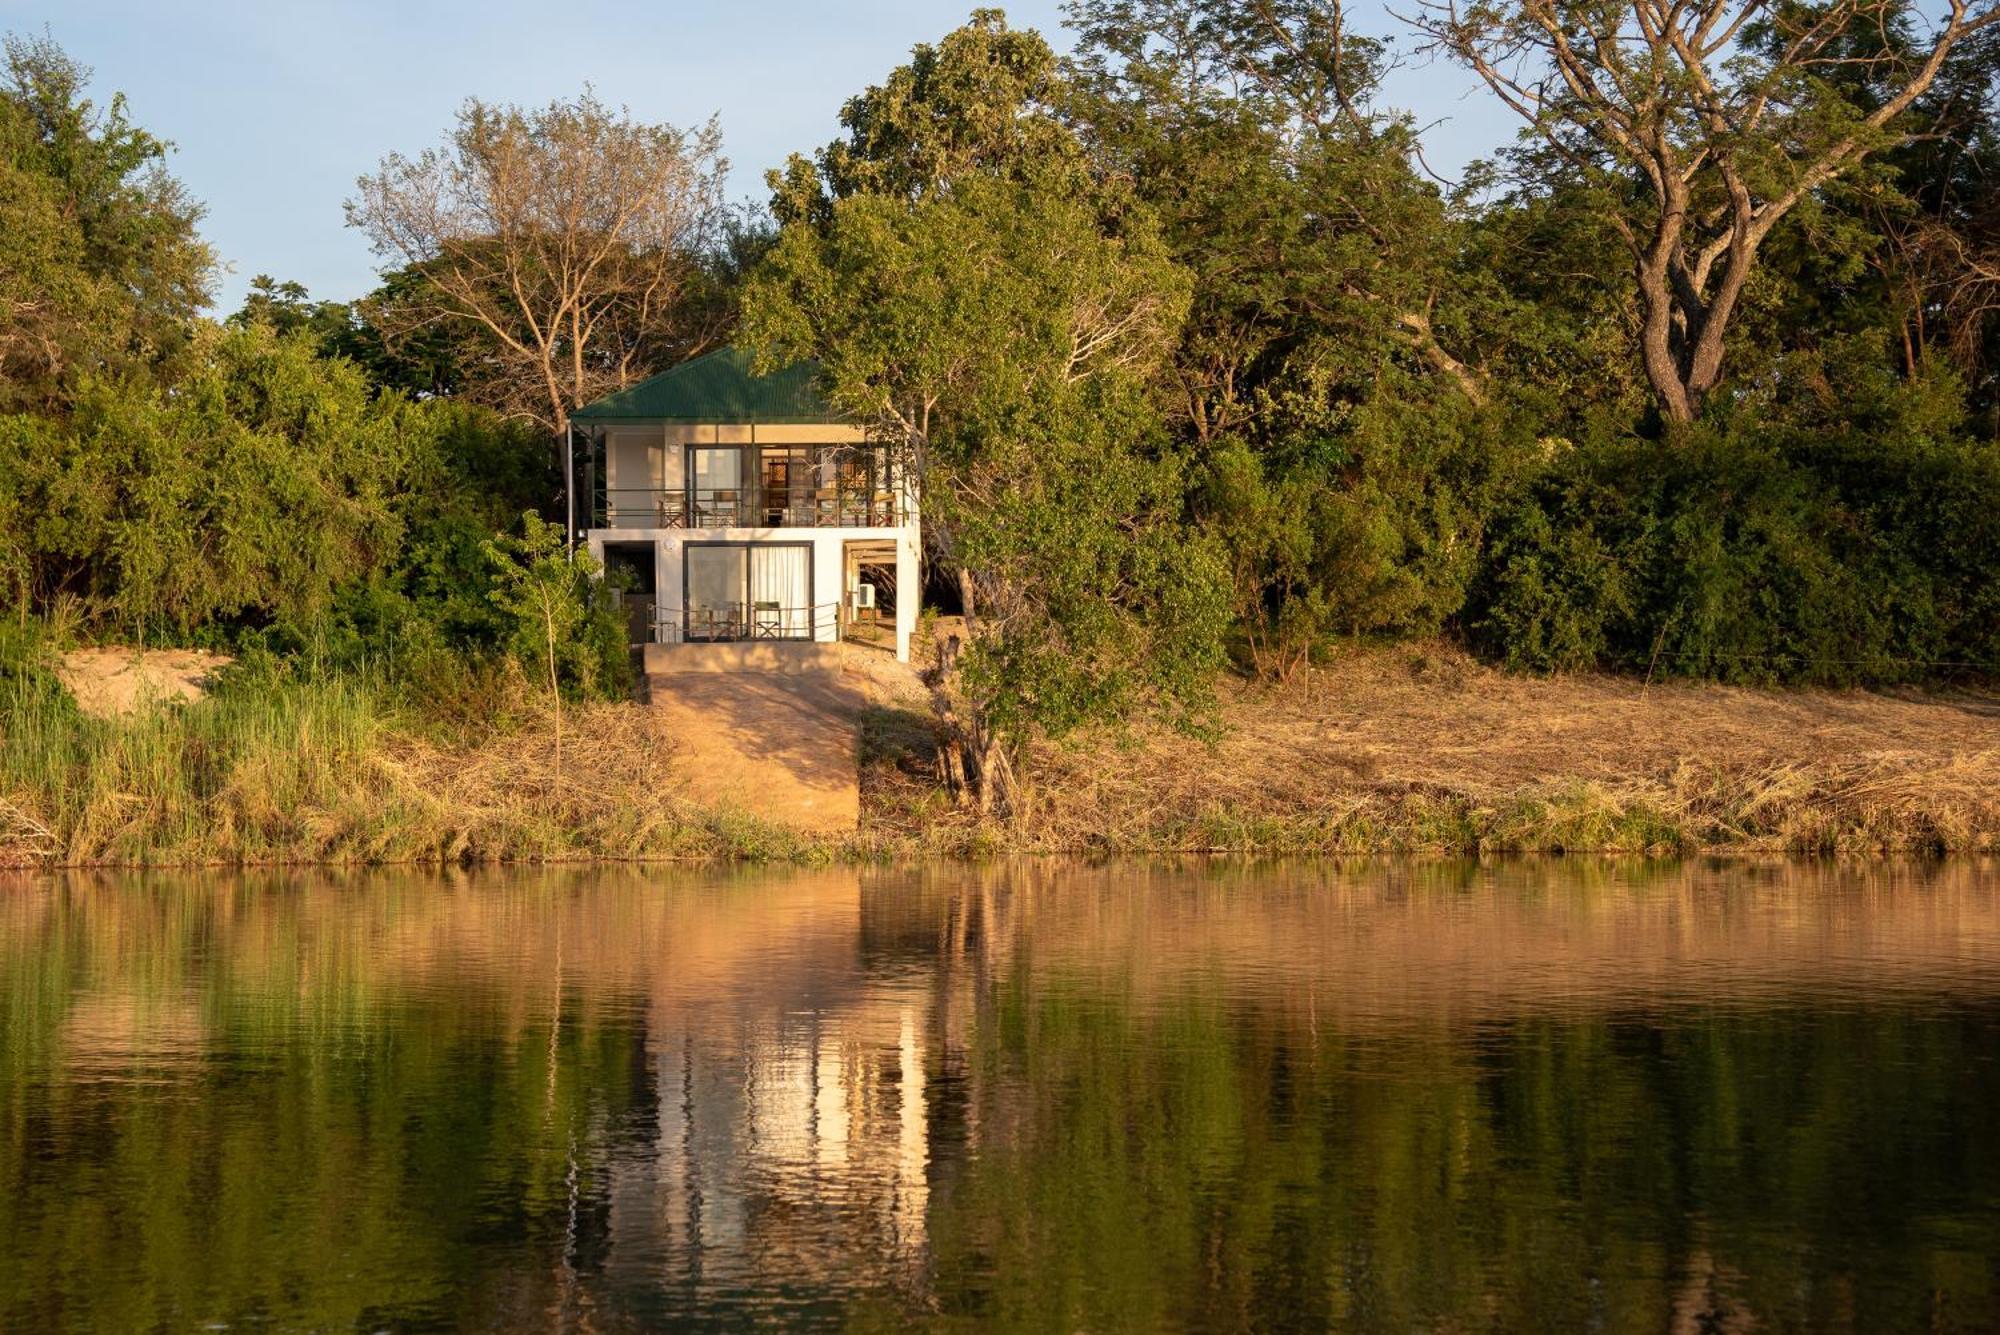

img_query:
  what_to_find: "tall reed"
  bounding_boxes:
[1,668,390,864]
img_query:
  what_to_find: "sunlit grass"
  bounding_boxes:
[0,650,810,868]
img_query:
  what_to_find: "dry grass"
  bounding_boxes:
[8,639,1995,866]
[0,672,820,869]
[863,642,2000,856]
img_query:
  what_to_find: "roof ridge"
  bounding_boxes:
[572,344,839,424]
[661,344,739,373]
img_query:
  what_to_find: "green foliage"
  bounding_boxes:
[748,10,1230,759]
[0,33,212,411]
[749,140,1226,750]
[1472,382,2000,684]
[483,513,628,702]
[5,0,2000,775]
[1199,380,1537,672]
[948,389,1232,742]
[1067,2,1542,678]
[766,8,1085,226]
[0,321,412,636]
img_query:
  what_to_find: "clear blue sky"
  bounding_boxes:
[4,1,1497,313]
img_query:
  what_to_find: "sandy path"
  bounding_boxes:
[56,648,231,718]
[647,668,868,834]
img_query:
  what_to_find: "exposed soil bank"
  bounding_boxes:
[867,645,1998,857]
[4,644,1994,866]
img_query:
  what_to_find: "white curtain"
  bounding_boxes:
[752,543,812,635]
[750,546,809,610]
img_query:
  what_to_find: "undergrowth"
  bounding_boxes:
[5,631,1995,867]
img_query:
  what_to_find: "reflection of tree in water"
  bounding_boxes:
[0,861,1996,1330]
[911,860,2000,1332]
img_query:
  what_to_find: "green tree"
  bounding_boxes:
[747,15,1226,811]
[484,514,625,783]
[1411,0,2000,423]
[0,322,412,635]
[0,32,212,412]
[767,7,1088,226]
[1066,0,1534,670]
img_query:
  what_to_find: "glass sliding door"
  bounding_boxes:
[688,447,745,526]
[682,543,813,641]
[684,545,747,640]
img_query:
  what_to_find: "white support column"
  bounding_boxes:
[563,423,576,553]
[894,530,919,664]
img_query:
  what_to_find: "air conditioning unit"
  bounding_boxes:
[854,582,876,610]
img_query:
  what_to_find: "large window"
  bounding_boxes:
[689,447,745,525]
[682,542,815,641]
[677,444,899,529]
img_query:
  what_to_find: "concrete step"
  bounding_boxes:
[644,641,844,676]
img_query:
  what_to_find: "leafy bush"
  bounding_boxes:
[1199,379,1535,675]
[1471,406,2000,685]
[0,322,411,636]
[484,513,630,703]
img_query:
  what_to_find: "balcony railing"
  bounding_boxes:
[651,601,841,644]
[597,488,907,530]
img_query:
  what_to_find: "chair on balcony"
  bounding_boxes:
[692,490,740,528]
[688,604,746,641]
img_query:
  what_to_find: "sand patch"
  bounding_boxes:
[56,647,232,718]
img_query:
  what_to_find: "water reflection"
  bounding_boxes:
[1,860,1997,1330]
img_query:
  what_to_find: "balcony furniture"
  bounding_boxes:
[687,604,746,642]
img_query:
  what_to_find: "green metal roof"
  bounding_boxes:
[571,346,841,424]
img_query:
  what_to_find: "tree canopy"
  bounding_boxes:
[3,9,1999,776]
[348,90,731,436]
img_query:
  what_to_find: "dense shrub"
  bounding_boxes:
[1198,381,1536,676]
[0,322,411,635]
[1471,409,2000,685]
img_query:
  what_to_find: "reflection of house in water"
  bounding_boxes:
[599,871,979,1313]
[15,860,1999,1327]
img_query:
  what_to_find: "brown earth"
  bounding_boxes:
[864,641,2000,854]
[644,645,917,835]
[55,648,232,718]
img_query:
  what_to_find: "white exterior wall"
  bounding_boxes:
[586,525,920,663]
[588,422,917,661]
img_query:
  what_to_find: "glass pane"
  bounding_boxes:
[685,546,746,640]
[749,546,810,638]
[691,448,741,491]
[760,449,808,524]
[691,448,745,526]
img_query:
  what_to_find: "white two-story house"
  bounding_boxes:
[569,347,920,663]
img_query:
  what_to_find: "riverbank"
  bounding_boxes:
[2,643,1994,866]
[868,645,1999,857]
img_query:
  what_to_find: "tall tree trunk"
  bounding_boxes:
[925,566,1021,816]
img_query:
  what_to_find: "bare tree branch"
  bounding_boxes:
[1406,0,2000,420]
[347,91,729,438]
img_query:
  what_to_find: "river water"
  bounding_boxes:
[1,861,1997,1331]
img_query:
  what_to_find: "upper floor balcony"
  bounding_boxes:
[595,484,908,530]
[589,441,910,531]
[570,345,918,537]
